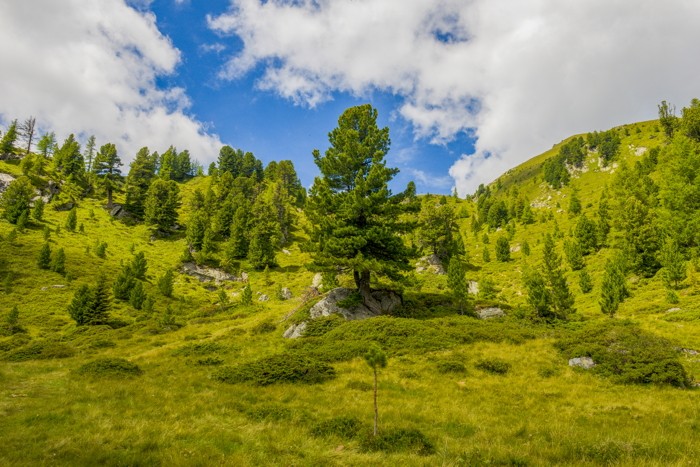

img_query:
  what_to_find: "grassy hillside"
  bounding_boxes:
[2,118,700,465]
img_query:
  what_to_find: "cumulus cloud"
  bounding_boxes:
[0,0,221,169]
[209,0,700,194]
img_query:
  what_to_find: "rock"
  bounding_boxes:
[0,173,16,195]
[476,307,505,319]
[280,287,293,300]
[283,321,307,339]
[40,284,67,291]
[258,294,270,302]
[680,348,699,356]
[282,249,291,256]
[666,307,681,313]
[309,287,401,321]
[415,254,445,275]
[510,245,521,253]
[468,281,479,296]
[181,262,242,284]
[54,202,75,212]
[240,271,249,282]
[569,357,596,369]
[311,273,323,288]
[108,204,131,219]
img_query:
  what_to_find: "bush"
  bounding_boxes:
[4,340,75,361]
[346,380,373,391]
[436,359,467,374]
[555,320,690,387]
[251,321,276,335]
[311,416,365,439]
[213,353,335,385]
[359,428,435,456]
[302,314,344,337]
[75,358,143,378]
[475,358,511,375]
[172,341,225,357]
[242,403,292,422]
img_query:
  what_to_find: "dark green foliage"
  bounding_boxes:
[213,353,336,385]
[568,188,581,216]
[186,210,208,250]
[65,208,77,231]
[2,306,23,335]
[359,428,435,456]
[680,98,700,142]
[521,240,531,256]
[495,236,510,262]
[417,202,459,262]
[575,214,600,254]
[241,284,253,305]
[555,321,690,387]
[129,281,146,310]
[579,268,593,294]
[157,269,174,297]
[129,252,148,280]
[475,358,511,375]
[311,416,365,439]
[0,119,18,155]
[4,340,75,361]
[658,100,678,139]
[658,237,686,289]
[563,239,584,271]
[248,198,279,269]
[92,142,122,207]
[526,234,574,320]
[436,359,466,374]
[482,246,490,263]
[144,179,180,232]
[51,248,65,274]
[53,134,84,181]
[113,266,136,301]
[598,130,621,165]
[124,146,156,219]
[43,225,50,241]
[0,176,33,224]
[16,210,28,231]
[307,104,412,313]
[95,241,107,258]
[543,154,570,188]
[32,198,44,222]
[600,255,628,317]
[75,358,142,379]
[68,275,111,325]
[447,256,472,315]
[37,242,51,269]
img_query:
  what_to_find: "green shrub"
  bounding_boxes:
[555,320,690,387]
[194,356,224,366]
[4,340,75,361]
[475,358,511,375]
[213,353,335,385]
[436,359,467,374]
[311,416,365,439]
[345,380,373,391]
[302,314,344,337]
[0,334,31,352]
[75,358,143,378]
[172,341,225,357]
[242,403,292,422]
[359,428,435,456]
[251,321,276,335]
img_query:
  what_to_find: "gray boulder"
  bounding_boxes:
[311,273,323,289]
[0,173,16,195]
[280,287,293,300]
[309,287,401,321]
[476,307,505,319]
[569,357,596,369]
[181,262,241,284]
[415,254,446,275]
[283,322,307,339]
[258,294,270,302]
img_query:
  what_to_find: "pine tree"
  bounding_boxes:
[37,242,51,269]
[16,210,28,232]
[89,273,112,324]
[93,142,122,208]
[144,179,180,232]
[248,199,279,270]
[228,206,250,258]
[521,240,531,256]
[157,269,174,298]
[51,248,66,274]
[482,246,491,263]
[54,134,84,180]
[524,270,551,318]
[600,255,628,318]
[542,234,575,318]
[0,176,33,224]
[36,132,56,158]
[83,135,97,172]
[241,284,253,305]
[495,236,511,262]
[32,198,44,222]
[447,256,471,314]
[186,210,208,251]
[574,214,599,255]
[417,202,458,262]
[129,281,146,310]
[364,344,387,437]
[67,284,93,325]
[658,237,686,289]
[124,147,156,219]
[568,187,581,217]
[563,238,585,271]
[65,208,78,231]
[579,268,593,294]
[130,252,148,280]
[0,119,18,156]
[306,105,412,313]
[113,266,136,301]
[4,305,22,335]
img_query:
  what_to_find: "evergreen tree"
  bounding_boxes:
[158,146,176,180]
[681,98,700,142]
[93,142,122,208]
[130,252,148,280]
[54,134,84,180]
[36,132,56,158]
[0,176,33,224]
[658,100,678,139]
[248,198,279,269]
[524,270,551,318]
[83,135,97,172]
[579,268,593,294]
[16,210,28,232]
[306,105,412,313]
[32,198,44,222]
[568,187,581,216]
[542,234,575,318]
[447,256,471,315]
[157,269,174,297]
[129,281,146,310]
[144,179,180,232]
[521,240,531,256]
[67,284,93,325]
[51,248,65,274]
[0,119,18,156]
[124,147,156,219]
[563,238,585,271]
[113,266,136,301]
[186,210,209,251]
[241,284,253,305]
[3,306,22,335]
[600,255,628,318]
[65,207,77,231]
[37,242,51,269]
[364,344,387,437]
[90,273,112,325]
[495,236,511,262]
[658,237,686,289]
[482,246,491,263]
[574,214,599,255]
[417,202,459,262]
[597,191,611,244]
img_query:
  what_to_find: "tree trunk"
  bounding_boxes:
[354,269,383,314]
[107,186,113,209]
[373,367,378,436]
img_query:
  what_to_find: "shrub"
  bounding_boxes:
[475,358,511,375]
[251,320,276,335]
[311,416,365,439]
[213,353,335,385]
[172,341,224,357]
[346,380,373,391]
[4,340,75,361]
[555,320,690,387]
[436,359,467,374]
[302,314,344,337]
[359,428,435,456]
[242,403,292,422]
[75,358,142,378]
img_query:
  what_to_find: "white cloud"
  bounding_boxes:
[209,0,700,194]
[0,0,221,169]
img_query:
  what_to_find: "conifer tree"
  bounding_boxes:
[579,268,593,294]
[186,210,208,251]
[144,179,180,232]
[563,238,585,271]
[228,206,250,259]
[0,176,33,224]
[113,266,136,301]
[542,234,575,318]
[495,236,511,262]
[306,105,412,313]
[417,202,459,262]
[130,252,148,280]
[447,256,471,314]
[83,135,97,172]
[3,305,22,335]
[248,198,279,269]
[568,187,581,217]
[51,248,65,274]
[482,246,491,263]
[93,142,122,208]
[37,242,51,269]
[89,274,112,325]
[124,147,156,219]
[129,281,146,310]
[521,240,531,256]
[32,198,44,222]
[19,117,36,156]
[16,210,28,232]
[157,269,174,297]
[36,132,56,158]
[54,134,84,180]
[67,284,93,325]
[241,284,253,305]
[600,255,628,317]
[65,207,78,231]
[658,237,686,289]
[0,119,18,156]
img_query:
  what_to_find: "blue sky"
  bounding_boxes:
[1,1,699,195]
[145,0,466,194]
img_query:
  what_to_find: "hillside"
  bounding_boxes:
[2,102,700,465]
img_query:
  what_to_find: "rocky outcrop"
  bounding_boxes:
[476,307,505,319]
[0,173,16,195]
[181,262,243,284]
[415,254,445,274]
[569,357,596,369]
[283,322,307,339]
[311,273,323,289]
[279,287,293,300]
[109,204,132,219]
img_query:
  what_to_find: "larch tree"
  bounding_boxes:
[93,142,122,208]
[124,147,156,219]
[0,119,18,157]
[19,116,36,156]
[144,179,180,232]
[306,104,412,314]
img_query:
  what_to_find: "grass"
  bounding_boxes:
[2,122,700,464]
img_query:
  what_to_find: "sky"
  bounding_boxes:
[1,1,699,195]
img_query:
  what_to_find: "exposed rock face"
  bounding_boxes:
[311,273,323,289]
[280,287,293,300]
[0,173,16,194]
[476,307,505,319]
[309,287,401,321]
[569,357,596,369]
[109,204,131,219]
[468,281,479,296]
[283,322,307,339]
[181,262,242,284]
[415,254,445,274]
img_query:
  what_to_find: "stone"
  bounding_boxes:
[476,307,505,319]
[40,284,67,291]
[258,294,269,302]
[0,173,16,195]
[311,273,323,288]
[280,287,293,300]
[415,254,445,275]
[569,357,596,369]
[468,281,479,296]
[282,249,291,256]
[666,307,681,313]
[181,262,241,284]
[309,287,401,321]
[283,321,307,339]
